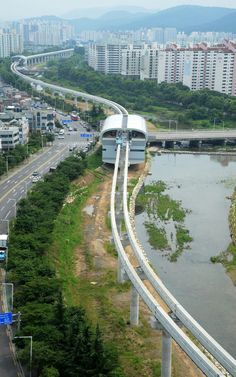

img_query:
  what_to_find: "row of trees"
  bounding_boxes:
[43,53,236,126]
[7,152,121,377]
[0,133,53,177]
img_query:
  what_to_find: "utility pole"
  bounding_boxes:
[14,336,32,377]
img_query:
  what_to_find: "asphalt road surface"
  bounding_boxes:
[0,127,95,377]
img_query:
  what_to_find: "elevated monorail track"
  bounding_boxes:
[11,58,236,376]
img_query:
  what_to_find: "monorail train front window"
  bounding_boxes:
[130,131,145,139]
[103,130,116,137]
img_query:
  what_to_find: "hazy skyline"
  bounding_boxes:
[1,0,236,21]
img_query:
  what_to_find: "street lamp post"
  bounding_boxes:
[41,134,44,149]
[5,155,15,175]
[1,283,14,311]
[213,118,217,129]
[168,120,178,132]
[1,219,9,234]
[8,198,17,217]
[6,156,8,175]
[23,181,30,196]
[14,336,32,377]
[175,120,178,132]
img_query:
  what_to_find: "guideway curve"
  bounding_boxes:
[12,54,236,377]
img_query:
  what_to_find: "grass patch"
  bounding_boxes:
[145,222,169,250]
[105,212,112,230]
[138,181,192,261]
[211,243,236,269]
[86,146,102,169]
[137,181,185,222]
[176,225,192,250]
[49,176,101,306]
[104,240,117,257]
[47,164,162,376]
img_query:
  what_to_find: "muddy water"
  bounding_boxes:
[135,153,236,358]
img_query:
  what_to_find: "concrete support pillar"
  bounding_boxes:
[189,140,200,149]
[130,285,139,326]
[117,256,123,283]
[165,141,174,149]
[161,330,172,377]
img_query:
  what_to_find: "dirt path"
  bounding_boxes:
[74,166,203,377]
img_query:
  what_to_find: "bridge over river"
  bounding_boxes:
[148,129,236,143]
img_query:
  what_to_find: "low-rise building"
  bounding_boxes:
[9,117,29,145]
[25,109,55,132]
[0,123,20,150]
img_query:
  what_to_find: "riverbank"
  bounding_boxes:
[149,147,236,156]
[222,190,236,284]
[49,154,203,377]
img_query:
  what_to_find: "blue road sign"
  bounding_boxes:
[0,312,13,325]
[62,119,72,124]
[80,133,93,138]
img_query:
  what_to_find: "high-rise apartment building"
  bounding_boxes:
[121,45,143,77]
[182,41,236,95]
[0,31,23,57]
[140,47,159,80]
[88,43,128,74]
[164,28,177,44]
[20,20,74,47]
[88,40,236,96]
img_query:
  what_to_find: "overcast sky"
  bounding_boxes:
[1,0,236,21]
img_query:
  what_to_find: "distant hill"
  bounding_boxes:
[126,5,236,31]
[69,5,236,34]
[193,11,236,33]
[69,11,151,32]
[62,6,156,20]
[23,15,63,22]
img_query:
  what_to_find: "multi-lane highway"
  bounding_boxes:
[0,125,94,377]
[0,125,94,233]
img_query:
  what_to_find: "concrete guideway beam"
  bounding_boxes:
[12,52,233,377]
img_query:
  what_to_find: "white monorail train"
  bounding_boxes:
[100,114,147,165]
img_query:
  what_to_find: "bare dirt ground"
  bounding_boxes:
[73,164,204,377]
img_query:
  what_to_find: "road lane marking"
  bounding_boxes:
[0,145,68,206]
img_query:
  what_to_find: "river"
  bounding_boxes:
[135,153,236,358]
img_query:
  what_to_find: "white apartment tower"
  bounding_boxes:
[0,31,23,58]
[157,45,185,84]
[88,43,127,74]
[140,48,159,80]
[121,45,143,77]
[183,41,236,95]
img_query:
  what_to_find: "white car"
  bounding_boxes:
[31,171,41,183]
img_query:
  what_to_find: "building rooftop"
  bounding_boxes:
[101,114,147,137]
